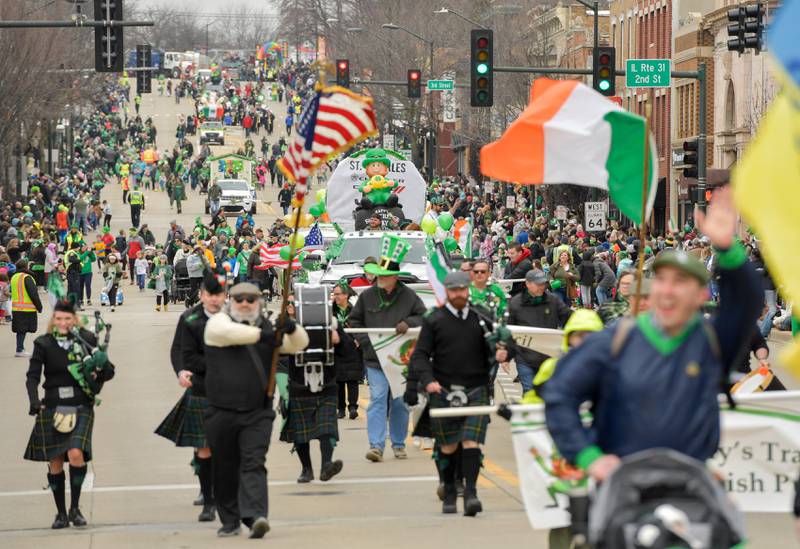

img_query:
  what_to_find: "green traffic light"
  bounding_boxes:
[598,80,610,91]
[477,63,489,75]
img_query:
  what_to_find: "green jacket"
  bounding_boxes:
[79,250,96,275]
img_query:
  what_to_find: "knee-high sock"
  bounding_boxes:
[47,472,67,514]
[437,451,458,485]
[295,443,312,470]
[455,444,464,481]
[320,437,334,465]
[461,448,482,492]
[196,456,214,504]
[69,465,88,510]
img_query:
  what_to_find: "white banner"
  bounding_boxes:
[327,155,427,231]
[368,332,418,399]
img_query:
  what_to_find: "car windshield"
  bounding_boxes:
[333,236,426,264]
[202,122,222,130]
[217,181,249,191]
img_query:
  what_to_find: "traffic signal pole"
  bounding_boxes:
[0,20,152,28]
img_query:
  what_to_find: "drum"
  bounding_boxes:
[295,284,333,366]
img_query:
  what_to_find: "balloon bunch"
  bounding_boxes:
[421,211,458,253]
[308,189,327,219]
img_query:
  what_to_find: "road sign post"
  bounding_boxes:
[625,59,671,88]
[427,79,454,91]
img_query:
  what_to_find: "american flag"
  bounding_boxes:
[277,87,378,189]
[255,243,302,270]
[302,222,324,250]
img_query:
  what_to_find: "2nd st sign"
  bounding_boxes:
[626,59,671,88]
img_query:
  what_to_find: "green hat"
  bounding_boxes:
[361,148,392,170]
[651,250,709,285]
[364,234,412,276]
[102,226,110,234]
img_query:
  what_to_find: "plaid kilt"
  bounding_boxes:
[154,390,209,448]
[428,386,491,445]
[24,406,94,462]
[280,395,339,444]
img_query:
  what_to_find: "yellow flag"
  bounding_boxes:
[733,90,800,376]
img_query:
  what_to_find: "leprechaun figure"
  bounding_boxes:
[358,148,399,209]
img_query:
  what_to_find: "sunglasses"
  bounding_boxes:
[472,269,488,274]
[232,295,258,304]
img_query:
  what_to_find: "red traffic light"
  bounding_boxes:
[409,70,420,80]
[477,37,489,48]
[338,60,348,70]
[599,53,610,65]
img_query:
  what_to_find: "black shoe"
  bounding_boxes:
[69,507,87,527]
[193,490,204,506]
[442,484,457,514]
[456,479,465,497]
[297,468,314,483]
[198,503,216,522]
[51,512,70,529]
[436,482,445,502]
[463,489,483,517]
[337,410,346,419]
[349,407,358,420]
[248,516,270,539]
[319,460,343,482]
[217,524,241,537]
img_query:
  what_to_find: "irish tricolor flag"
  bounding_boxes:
[480,79,657,224]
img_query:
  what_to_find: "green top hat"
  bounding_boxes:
[364,234,412,276]
[361,148,392,170]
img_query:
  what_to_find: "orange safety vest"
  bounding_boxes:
[11,272,36,312]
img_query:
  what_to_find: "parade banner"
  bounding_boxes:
[327,156,427,231]
[510,392,800,530]
[368,332,418,398]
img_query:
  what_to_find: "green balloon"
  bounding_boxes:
[421,216,437,235]
[443,236,458,253]
[279,245,291,261]
[438,212,454,231]
[309,203,324,217]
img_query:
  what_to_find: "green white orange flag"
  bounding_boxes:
[453,218,473,259]
[480,78,657,225]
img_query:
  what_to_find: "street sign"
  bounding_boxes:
[427,79,454,91]
[626,59,671,88]
[382,134,395,151]
[555,205,568,220]
[584,201,608,232]
[505,195,516,209]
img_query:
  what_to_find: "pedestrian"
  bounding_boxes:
[202,282,309,538]
[406,272,512,516]
[349,235,426,462]
[128,185,145,228]
[134,251,148,291]
[78,244,96,308]
[506,269,572,393]
[578,250,596,308]
[208,182,222,217]
[468,258,507,318]
[543,188,762,486]
[278,184,292,215]
[24,300,115,529]
[152,254,173,311]
[550,250,578,305]
[102,254,123,312]
[593,251,617,305]
[155,272,226,522]
[597,270,635,325]
[503,242,533,296]
[65,243,82,308]
[11,259,44,357]
[185,246,207,306]
[331,283,361,419]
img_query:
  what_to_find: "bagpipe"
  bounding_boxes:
[66,310,113,405]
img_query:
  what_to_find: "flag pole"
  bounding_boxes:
[632,90,653,316]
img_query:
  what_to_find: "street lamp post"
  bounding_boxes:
[382,23,435,181]
[433,7,488,29]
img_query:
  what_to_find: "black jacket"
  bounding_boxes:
[507,290,572,366]
[333,304,363,382]
[349,283,426,367]
[173,304,211,396]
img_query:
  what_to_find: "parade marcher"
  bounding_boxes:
[24,301,115,529]
[156,271,226,522]
[543,188,762,484]
[203,282,309,538]
[468,258,507,318]
[406,272,512,516]
[278,297,344,483]
[128,185,145,229]
[506,269,572,393]
[11,259,44,356]
[332,282,361,419]
[102,253,123,312]
[349,235,426,462]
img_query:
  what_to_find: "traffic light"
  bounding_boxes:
[592,46,615,96]
[682,140,699,178]
[727,2,764,54]
[94,0,124,72]
[335,59,350,88]
[407,69,421,99]
[470,29,493,107]
[136,44,152,94]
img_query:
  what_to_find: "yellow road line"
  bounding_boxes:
[482,457,520,487]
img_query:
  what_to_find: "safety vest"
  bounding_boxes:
[11,272,36,312]
[129,191,144,205]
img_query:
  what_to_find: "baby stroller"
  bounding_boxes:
[575,449,745,549]
[99,285,124,306]
[172,258,191,305]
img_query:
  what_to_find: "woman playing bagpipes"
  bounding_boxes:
[24,301,114,529]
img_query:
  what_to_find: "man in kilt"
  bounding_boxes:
[155,270,226,522]
[278,297,344,483]
[25,300,115,529]
[406,272,511,516]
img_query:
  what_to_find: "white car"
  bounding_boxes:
[317,231,428,284]
[205,179,256,215]
[199,121,224,145]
